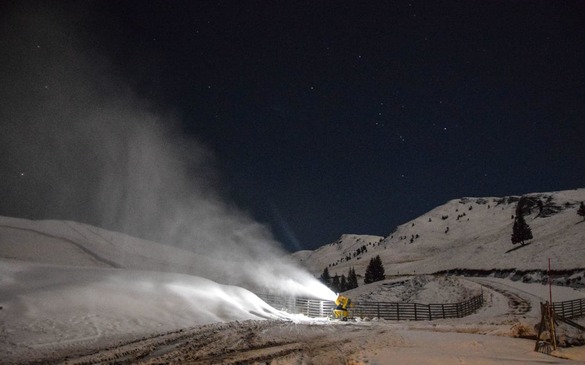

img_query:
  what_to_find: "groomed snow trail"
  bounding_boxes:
[29,320,403,365]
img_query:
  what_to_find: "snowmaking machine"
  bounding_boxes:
[330,294,352,321]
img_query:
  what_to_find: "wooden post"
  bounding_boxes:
[535,302,547,352]
[535,301,557,353]
[549,303,557,351]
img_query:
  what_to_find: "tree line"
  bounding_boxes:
[320,255,386,293]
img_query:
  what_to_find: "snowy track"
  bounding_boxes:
[38,320,383,365]
[476,281,532,316]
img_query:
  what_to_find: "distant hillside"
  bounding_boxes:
[293,189,585,282]
[0,216,227,279]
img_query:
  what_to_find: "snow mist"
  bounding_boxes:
[0,3,332,301]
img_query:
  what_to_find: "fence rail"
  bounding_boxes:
[553,298,585,320]
[257,293,484,321]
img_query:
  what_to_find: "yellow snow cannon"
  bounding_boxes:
[331,294,352,321]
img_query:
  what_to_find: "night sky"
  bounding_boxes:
[2,1,584,251]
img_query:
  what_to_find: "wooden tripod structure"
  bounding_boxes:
[535,301,585,353]
[535,301,557,353]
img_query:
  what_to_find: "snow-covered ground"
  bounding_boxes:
[344,275,482,303]
[1,189,585,364]
[0,259,312,362]
[0,216,332,362]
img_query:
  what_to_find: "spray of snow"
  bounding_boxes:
[0,2,327,300]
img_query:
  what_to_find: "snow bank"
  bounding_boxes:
[0,259,293,362]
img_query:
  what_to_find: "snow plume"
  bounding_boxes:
[0,3,333,300]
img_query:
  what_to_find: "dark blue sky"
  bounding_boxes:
[2,1,585,251]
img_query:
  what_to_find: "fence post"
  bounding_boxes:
[397,303,400,320]
[414,303,418,321]
[441,304,445,319]
[428,304,432,320]
[456,302,461,318]
[377,303,380,319]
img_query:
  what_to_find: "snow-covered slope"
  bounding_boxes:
[293,189,585,280]
[0,216,327,362]
[0,216,219,273]
[294,234,384,272]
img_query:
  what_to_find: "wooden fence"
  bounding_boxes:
[257,293,484,321]
[553,298,585,320]
[258,293,338,318]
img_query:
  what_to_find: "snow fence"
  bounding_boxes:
[554,297,585,320]
[257,293,484,321]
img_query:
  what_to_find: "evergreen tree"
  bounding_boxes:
[320,267,331,286]
[331,274,340,293]
[364,255,386,284]
[347,267,359,290]
[339,274,347,292]
[364,258,374,284]
[578,202,585,221]
[511,214,533,245]
[372,255,385,282]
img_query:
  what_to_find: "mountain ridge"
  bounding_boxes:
[292,188,585,283]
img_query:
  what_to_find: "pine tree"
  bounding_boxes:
[320,267,331,286]
[364,258,374,284]
[372,255,385,282]
[331,274,340,293]
[578,202,585,221]
[347,267,359,290]
[511,214,533,245]
[339,274,347,292]
[364,255,386,284]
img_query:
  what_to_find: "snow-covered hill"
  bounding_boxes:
[0,216,333,362]
[0,216,231,275]
[293,189,585,282]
